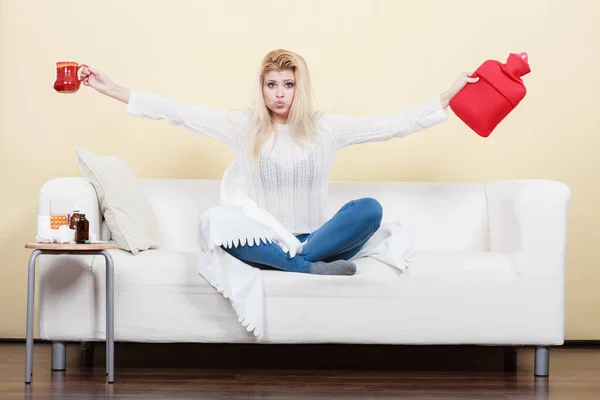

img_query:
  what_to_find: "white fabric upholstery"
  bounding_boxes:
[36,177,570,346]
[141,179,491,253]
[140,179,221,253]
[326,181,490,252]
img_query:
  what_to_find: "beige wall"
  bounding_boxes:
[1,0,598,339]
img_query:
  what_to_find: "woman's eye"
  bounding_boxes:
[285,82,294,88]
[268,82,276,88]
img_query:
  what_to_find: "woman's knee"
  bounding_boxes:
[354,197,383,226]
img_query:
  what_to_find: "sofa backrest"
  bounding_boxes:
[139,179,490,253]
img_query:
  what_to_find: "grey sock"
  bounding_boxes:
[309,260,357,276]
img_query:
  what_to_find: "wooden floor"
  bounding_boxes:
[1,342,599,399]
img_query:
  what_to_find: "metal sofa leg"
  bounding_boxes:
[534,347,549,377]
[51,342,67,371]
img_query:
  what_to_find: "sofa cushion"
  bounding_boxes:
[134,179,490,253]
[263,251,518,298]
[402,251,518,279]
[75,147,162,255]
[37,248,533,345]
[39,249,253,342]
[327,182,490,252]
[96,249,518,298]
[139,179,222,253]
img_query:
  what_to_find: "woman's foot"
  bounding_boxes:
[309,260,357,275]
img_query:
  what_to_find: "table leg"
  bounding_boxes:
[100,250,115,383]
[25,250,42,384]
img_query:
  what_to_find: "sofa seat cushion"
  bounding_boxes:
[39,249,255,342]
[110,249,213,291]
[402,251,519,280]
[107,249,519,298]
[263,251,519,298]
[39,248,553,345]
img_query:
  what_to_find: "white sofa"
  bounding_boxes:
[34,176,571,376]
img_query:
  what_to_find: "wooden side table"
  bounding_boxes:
[24,243,117,384]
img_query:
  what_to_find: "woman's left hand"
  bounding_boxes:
[440,72,479,108]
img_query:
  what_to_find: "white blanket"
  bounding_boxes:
[196,161,413,339]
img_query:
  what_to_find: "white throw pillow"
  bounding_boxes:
[75,147,161,254]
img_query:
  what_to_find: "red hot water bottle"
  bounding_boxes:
[449,52,531,137]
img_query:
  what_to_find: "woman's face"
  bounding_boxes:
[262,69,295,124]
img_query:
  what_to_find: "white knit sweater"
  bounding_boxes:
[126,90,449,234]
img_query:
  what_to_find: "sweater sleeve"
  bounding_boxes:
[322,96,449,149]
[126,89,249,148]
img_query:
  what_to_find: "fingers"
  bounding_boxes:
[461,71,479,84]
[80,68,92,82]
[87,65,100,75]
[80,66,99,78]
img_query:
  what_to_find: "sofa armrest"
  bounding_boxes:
[38,177,104,240]
[485,179,571,274]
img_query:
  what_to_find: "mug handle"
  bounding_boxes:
[77,63,89,82]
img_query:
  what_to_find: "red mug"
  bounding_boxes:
[53,61,88,93]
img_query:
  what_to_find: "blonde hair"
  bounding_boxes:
[250,49,318,161]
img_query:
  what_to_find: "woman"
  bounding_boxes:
[81,48,477,276]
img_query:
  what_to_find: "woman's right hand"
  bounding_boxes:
[80,66,131,104]
[80,66,115,94]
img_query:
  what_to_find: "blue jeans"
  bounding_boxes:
[222,197,383,273]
